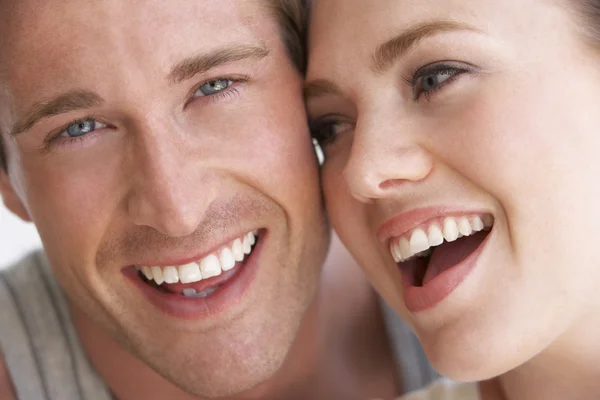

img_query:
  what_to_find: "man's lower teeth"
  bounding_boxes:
[182,287,219,298]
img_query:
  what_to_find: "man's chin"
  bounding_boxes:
[133,331,294,399]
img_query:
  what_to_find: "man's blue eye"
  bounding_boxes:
[64,119,101,137]
[194,79,233,97]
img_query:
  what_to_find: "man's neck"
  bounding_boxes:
[72,247,398,399]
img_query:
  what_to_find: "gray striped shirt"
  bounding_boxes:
[0,251,436,399]
[0,252,112,400]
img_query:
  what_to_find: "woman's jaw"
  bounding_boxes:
[328,173,600,384]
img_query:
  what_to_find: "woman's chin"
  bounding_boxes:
[420,331,534,382]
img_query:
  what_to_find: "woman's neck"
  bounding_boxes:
[483,311,600,400]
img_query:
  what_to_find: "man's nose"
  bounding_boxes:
[342,116,433,203]
[126,121,212,237]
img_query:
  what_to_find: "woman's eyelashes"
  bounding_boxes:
[406,61,474,102]
[309,61,475,148]
[310,118,354,148]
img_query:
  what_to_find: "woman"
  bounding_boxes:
[306,0,600,399]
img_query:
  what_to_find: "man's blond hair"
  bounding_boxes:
[265,0,307,72]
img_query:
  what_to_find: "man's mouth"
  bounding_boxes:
[135,230,259,299]
[389,215,494,287]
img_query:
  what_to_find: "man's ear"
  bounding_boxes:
[0,170,31,222]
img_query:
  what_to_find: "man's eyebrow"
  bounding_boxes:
[10,90,104,137]
[168,44,270,85]
[303,79,343,101]
[372,20,480,73]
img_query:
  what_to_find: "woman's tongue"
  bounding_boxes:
[421,231,487,286]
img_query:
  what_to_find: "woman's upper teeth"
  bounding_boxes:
[138,231,257,285]
[390,215,493,263]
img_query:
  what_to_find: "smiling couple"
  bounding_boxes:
[2,1,600,400]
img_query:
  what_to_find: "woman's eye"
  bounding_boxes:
[310,120,354,147]
[194,78,233,97]
[61,118,106,138]
[411,63,470,101]
[418,72,454,92]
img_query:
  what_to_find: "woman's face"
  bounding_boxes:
[307,0,600,379]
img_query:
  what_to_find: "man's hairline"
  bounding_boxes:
[0,0,305,171]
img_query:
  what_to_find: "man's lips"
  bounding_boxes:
[123,229,260,271]
[131,230,258,287]
[123,230,266,319]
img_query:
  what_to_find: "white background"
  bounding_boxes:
[0,203,42,269]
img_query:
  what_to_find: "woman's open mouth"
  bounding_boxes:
[389,215,494,311]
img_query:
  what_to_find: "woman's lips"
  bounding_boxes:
[399,228,493,313]
[382,211,495,312]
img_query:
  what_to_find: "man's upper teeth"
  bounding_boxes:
[139,231,257,285]
[390,215,493,263]
[163,266,179,284]
[232,238,245,262]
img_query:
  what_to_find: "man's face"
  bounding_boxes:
[0,0,328,396]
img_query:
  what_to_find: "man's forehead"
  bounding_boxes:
[0,0,274,115]
[2,0,260,45]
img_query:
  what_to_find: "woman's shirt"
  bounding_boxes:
[399,379,480,400]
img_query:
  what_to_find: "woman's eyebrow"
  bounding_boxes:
[303,79,342,101]
[372,20,480,74]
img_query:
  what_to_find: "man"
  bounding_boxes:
[0,0,435,399]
